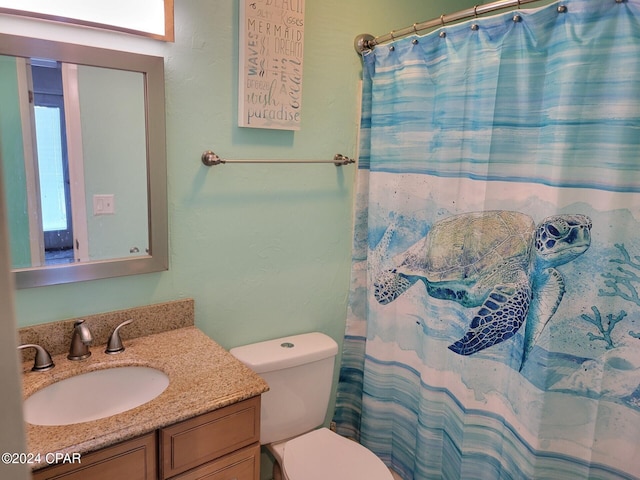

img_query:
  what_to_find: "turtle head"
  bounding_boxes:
[534,214,592,266]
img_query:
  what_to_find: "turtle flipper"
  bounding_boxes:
[448,283,531,356]
[520,267,565,370]
[374,270,416,305]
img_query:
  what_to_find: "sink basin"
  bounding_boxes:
[24,366,169,426]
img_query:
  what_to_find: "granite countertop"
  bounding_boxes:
[21,326,269,470]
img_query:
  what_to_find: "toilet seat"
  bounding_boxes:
[277,428,393,480]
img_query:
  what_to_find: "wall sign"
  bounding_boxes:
[238,0,305,130]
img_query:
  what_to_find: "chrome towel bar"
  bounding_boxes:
[201,151,355,167]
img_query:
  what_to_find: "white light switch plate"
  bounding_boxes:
[93,194,115,215]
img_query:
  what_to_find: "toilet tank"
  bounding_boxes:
[230,332,338,445]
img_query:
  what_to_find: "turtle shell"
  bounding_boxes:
[404,211,536,284]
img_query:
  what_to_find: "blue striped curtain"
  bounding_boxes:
[334,1,640,479]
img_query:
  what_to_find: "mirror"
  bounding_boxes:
[0,33,168,288]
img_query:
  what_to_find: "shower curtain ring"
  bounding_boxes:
[474,5,479,17]
[411,24,419,44]
[440,14,446,27]
[517,0,521,8]
[389,30,396,51]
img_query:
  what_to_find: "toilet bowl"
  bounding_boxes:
[269,428,393,480]
[230,332,392,480]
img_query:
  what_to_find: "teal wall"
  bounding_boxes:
[0,55,31,268]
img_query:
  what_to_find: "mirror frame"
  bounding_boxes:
[0,33,168,288]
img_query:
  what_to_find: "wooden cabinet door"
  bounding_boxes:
[160,396,260,479]
[172,443,260,480]
[32,432,157,480]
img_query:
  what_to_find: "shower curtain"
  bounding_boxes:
[334,1,640,479]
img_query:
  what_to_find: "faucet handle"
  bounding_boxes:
[105,319,134,354]
[18,344,55,372]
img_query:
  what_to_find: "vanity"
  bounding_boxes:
[32,396,261,480]
[19,299,269,480]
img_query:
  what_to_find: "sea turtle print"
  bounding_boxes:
[374,210,592,370]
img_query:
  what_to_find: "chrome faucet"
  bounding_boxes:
[105,319,134,354]
[18,344,54,372]
[68,319,93,360]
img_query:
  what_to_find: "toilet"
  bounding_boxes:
[230,332,393,480]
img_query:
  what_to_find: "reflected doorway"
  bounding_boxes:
[31,60,74,264]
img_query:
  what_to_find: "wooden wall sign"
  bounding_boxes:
[238,0,305,130]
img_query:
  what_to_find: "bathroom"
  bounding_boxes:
[3,0,640,479]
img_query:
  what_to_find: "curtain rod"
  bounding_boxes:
[354,0,550,54]
[201,151,355,167]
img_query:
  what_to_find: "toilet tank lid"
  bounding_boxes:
[230,332,338,374]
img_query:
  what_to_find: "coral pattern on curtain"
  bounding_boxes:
[334,1,640,479]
